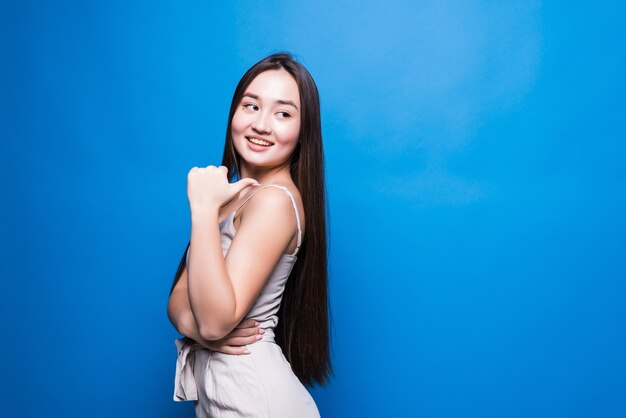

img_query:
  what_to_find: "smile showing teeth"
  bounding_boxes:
[247,137,273,147]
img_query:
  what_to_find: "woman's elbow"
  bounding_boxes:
[196,308,238,340]
[167,301,180,330]
[198,323,229,341]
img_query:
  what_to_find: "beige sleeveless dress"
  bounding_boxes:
[173,184,320,418]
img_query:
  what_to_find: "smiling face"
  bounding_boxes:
[231,69,302,174]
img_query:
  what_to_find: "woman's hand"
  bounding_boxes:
[198,319,265,355]
[187,165,258,214]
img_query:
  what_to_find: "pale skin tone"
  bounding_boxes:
[167,69,305,354]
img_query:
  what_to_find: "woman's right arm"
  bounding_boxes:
[168,265,203,339]
[168,266,264,355]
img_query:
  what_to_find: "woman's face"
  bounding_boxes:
[231,69,301,172]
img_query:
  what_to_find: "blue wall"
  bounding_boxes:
[3,1,625,417]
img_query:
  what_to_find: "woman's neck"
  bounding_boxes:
[240,162,293,186]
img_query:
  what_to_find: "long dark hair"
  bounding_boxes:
[171,52,332,386]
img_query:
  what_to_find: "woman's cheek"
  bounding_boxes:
[277,123,300,144]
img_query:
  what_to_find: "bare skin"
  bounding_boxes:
[169,262,264,354]
[168,68,305,353]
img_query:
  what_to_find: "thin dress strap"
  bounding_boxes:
[233,184,303,257]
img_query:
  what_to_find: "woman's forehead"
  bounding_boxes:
[244,69,300,106]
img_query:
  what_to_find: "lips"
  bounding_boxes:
[246,136,274,147]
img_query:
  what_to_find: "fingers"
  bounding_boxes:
[216,345,251,355]
[204,343,251,355]
[227,326,262,338]
[188,165,257,186]
[196,324,264,355]
[201,338,252,355]
[235,319,260,329]
[222,334,263,346]
[186,164,259,212]
[231,177,259,195]
[187,165,226,173]
[188,166,199,178]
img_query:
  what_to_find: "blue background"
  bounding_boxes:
[2,1,626,417]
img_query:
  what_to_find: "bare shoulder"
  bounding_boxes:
[242,185,297,220]
[233,185,303,254]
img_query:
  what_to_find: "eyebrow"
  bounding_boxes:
[242,93,299,111]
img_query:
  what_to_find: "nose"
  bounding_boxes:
[252,111,272,134]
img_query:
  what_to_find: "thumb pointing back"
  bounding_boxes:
[231,178,259,195]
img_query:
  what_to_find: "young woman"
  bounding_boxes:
[167,52,331,417]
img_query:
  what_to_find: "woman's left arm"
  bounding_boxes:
[186,166,295,340]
